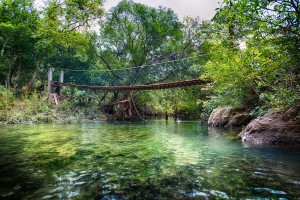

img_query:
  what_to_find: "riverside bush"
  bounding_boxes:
[0,86,14,110]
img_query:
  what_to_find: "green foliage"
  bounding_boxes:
[0,85,14,110]
[98,0,182,69]
[24,92,50,115]
[136,87,204,118]
[202,38,299,111]
[0,89,106,124]
[0,0,38,86]
[136,90,173,115]
[0,0,104,93]
[57,87,106,122]
[200,0,300,114]
[214,0,300,44]
[0,91,52,124]
[34,0,103,59]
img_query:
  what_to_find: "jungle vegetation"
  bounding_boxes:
[0,0,299,123]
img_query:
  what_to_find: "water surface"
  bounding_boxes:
[0,120,299,199]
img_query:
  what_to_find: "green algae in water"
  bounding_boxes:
[0,120,299,199]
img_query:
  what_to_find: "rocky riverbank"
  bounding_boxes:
[208,107,251,127]
[237,105,300,145]
[209,104,300,145]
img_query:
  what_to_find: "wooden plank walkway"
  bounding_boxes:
[52,79,209,91]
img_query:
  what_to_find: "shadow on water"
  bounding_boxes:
[0,121,299,199]
[0,124,85,199]
[0,125,51,199]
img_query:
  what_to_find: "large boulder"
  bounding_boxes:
[208,107,251,127]
[238,104,300,145]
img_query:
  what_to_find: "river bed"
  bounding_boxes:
[0,120,299,199]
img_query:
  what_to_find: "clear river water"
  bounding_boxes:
[0,120,300,199]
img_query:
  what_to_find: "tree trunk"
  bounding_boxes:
[174,98,178,121]
[1,39,9,57]
[24,58,40,95]
[13,62,22,89]
[115,99,132,120]
[6,53,17,89]
[165,110,169,120]
[174,107,178,121]
[6,66,12,89]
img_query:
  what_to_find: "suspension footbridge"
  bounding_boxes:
[48,55,209,92]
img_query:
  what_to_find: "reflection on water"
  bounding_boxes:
[0,120,299,199]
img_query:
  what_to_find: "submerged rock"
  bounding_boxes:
[208,107,251,127]
[183,189,209,199]
[238,104,300,145]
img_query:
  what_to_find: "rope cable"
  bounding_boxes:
[62,53,209,72]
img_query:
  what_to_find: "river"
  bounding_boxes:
[0,120,299,199]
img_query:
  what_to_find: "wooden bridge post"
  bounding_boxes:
[47,67,53,96]
[57,69,64,95]
[59,69,64,84]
